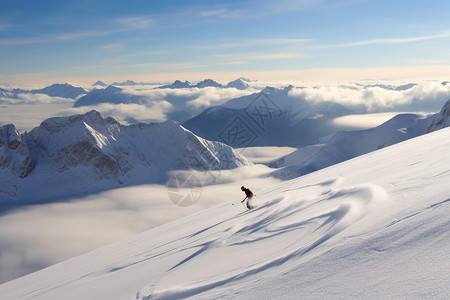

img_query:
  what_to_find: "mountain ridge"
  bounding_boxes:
[0,111,250,201]
[1,119,449,299]
[271,98,450,179]
[183,86,354,147]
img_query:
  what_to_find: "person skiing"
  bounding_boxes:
[241,186,254,209]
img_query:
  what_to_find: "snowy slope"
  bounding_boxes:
[183,86,353,147]
[1,126,449,299]
[272,99,450,179]
[0,111,250,201]
[225,77,251,90]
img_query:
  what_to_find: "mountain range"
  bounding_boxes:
[2,117,449,299]
[10,83,87,99]
[0,111,249,201]
[182,86,354,147]
[271,98,450,179]
[73,85,147,107]
[157,78,251,90]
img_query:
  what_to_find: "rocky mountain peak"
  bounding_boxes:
[0,124,34,179]
[428,99,450,132]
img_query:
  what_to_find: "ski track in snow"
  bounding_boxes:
[2,127,450,300]
[135,178,388,299]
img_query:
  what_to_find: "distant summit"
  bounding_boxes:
[157,78,252,89]
[111,80,158,86]
[93,80,107,87]
[183,85,353,147]
[226,77,251,90]
[158,79,223,89]
[73,85,146,107]
[194,79,223,88]
[11,83,86,99]
[158,80,192,89]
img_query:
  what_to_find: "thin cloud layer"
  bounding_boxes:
[63,102,173,124]
[0,93,74,105]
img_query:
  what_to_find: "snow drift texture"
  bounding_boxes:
[0,111,250,201]
[1,122,449,299]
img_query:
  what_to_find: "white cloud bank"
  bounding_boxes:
[63,102,173,124]
[289,81,450,112]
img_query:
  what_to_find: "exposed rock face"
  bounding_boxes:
[0,124,34,197]
[428,99,450,132]
[0,124,34,178]
[1,111,250,200]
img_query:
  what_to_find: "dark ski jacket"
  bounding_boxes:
[243,188,253,198]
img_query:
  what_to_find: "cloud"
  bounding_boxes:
[184,87,253,109]
[62,102,173,124]
[256,52,305,60]
[289,81,450,112]
[318,30,450,49]
[114,16,155,30]
[0,24,12,31]
[101,43,122,51]
[1,93,75,105]
[199,8,243,18]
[0,16,155,46]
[0,164,278,284]
[333,112,410,130]
[119,85,256,110]
[0,85,257,130]
[204,38,312,49]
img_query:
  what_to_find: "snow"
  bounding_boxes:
[271,100,450,179]
[1,126,449,299]
[0,111,250,201]
[183,86,353,147]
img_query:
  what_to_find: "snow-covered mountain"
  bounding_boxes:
[194,79,223,88]
[363,82,417,91]
[158,80,192,89]
[73,85,147,107]
[0,87,12,99]
[225,77,251,90]
[427,98,450,131]
[158,78,251,89]
[0,111,250,201]
[272,99,450,179]
[12,83,86,99]
[158,79,224,89]
[183,86,353,147]
[1,123,449,299]
[0,124,34,197]
[93,80,107,87]
[111,80,159,86]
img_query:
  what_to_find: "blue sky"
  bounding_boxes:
[1,0,450,83]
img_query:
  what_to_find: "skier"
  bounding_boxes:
[241,186,254,209]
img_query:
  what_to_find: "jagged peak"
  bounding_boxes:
[0,123,21,147]
[428,98,450,132]
[37,110,119,134]
[93,80,107,87]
